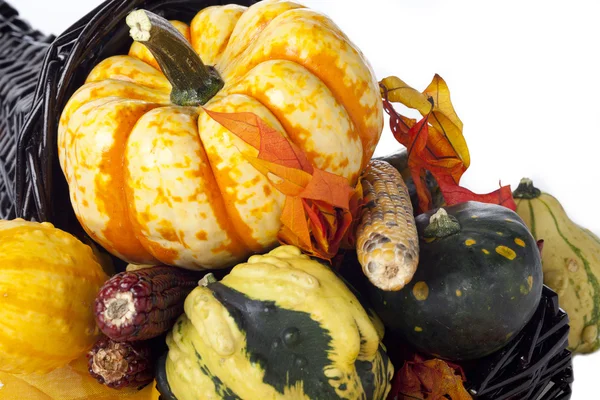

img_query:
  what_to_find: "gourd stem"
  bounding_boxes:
[424,208,461,238]
[126,9,224,106]
[512,178,542,199]
[199,273,218,287]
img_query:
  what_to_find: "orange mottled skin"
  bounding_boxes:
[58,0,383,270]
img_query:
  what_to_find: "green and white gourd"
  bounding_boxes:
[514,178,600,354]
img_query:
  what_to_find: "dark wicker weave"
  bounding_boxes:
[463,286,572,399]
[0,1,573,399]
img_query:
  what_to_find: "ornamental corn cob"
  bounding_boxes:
[88,336,155,389]
[356,160,419,291]
[94,266,202,342]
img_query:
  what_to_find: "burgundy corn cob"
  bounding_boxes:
[94,265,201,341]
[88,336,155,389]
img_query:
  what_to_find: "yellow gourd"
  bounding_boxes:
[0,219,108,374]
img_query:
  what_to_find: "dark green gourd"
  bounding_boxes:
[369,201,543,360]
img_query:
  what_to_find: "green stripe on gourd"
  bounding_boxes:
[514,178,600,354]
[539,198,600,352]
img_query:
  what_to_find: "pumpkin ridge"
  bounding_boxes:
[188,129,252,261]
[85,100,161,262]
[124,106,249,267]
[539,196,600,349]
[221,9,382,169]
[222,59,363,182]
[215,1,306,69]
[198,96,286,253]
[189,4,247,67]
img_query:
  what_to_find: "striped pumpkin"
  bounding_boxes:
[0,219,108,374]
[58,0,382,271]
[157,245,394,400]
[514,178,600,354]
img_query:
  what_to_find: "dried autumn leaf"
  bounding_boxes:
[244,156,312,196]
[380,75,516,213]
[300,168,353,209]
[423,74,470,168]
[380,76,433,114]
[204,108,356,260]
[381,75,469,170]
[390,355,472,400]
[203,109,313,172]
[279,196,312,248]
[436,175,517,210]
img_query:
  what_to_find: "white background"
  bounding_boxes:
[12,0,599,398]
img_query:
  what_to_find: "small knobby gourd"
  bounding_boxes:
[157,245,394,400]
[58,0,383,270]
[0,219,109,374]
[369,202,543,361]
[513,178,600,354]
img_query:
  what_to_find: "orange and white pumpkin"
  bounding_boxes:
[58,0,383,270]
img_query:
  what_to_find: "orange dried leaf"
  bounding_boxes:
[243,156,312,196]
[300,168,353,209]
[203,109,313,172]
[205,108,356,261]
[390,355,472,400]
[279,196,312,249]
[422,359,472,400]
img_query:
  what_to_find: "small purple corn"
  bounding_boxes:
[88,336,154,389]
[94,265,201,342]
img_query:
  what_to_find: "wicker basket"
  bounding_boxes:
[0,1,573,399]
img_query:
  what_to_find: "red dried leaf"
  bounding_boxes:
[436,175,517,211]
[381,76,516,213]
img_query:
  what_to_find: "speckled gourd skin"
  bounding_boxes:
[514,181,600,354]
[369,201,543,361]
[160,245,394,400]
[57,0,383,270]
[0,219,108,374]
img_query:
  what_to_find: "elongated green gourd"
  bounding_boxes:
[514,178,600,354]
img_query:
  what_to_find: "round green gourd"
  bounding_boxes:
[368,201,543,361]
[157,245,394,400]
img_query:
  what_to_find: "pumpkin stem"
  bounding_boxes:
[512,178,542,199]
[424,208,461,238]
[126,9,224,106]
